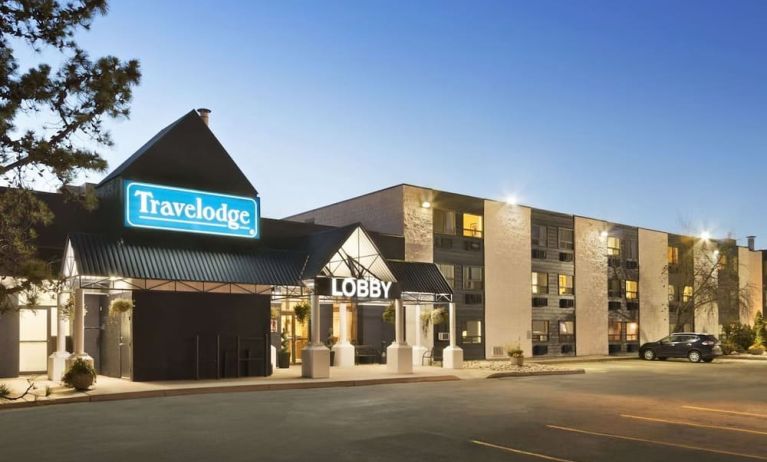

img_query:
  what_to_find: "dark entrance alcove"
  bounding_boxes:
[132,291,271,381]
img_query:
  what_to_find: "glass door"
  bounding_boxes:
[19,308,49,373]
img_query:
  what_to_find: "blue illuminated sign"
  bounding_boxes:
[124,181,259,238]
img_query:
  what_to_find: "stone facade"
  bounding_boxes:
[694,243,719,334]
[738,247,764,325]
[574,217,608,355]
[483,201,532,358]
[402,185,434,263]
[638,228,669,343]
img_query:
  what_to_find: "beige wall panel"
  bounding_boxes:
[575,217,608,355]
[483,201,532,358]
[694,244,719,334]
[402,185,434,262]
[738,247,763,325]
[286,186,405,236]
[638,229,669,343]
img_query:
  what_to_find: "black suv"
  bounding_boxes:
[639,333,723,363]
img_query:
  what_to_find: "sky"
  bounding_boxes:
[25,1,767,243]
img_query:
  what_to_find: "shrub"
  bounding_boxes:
[506,344,524,358]
[0,384,10,399]
[721,322,755,351]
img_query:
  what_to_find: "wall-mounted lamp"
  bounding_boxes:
[421,201,431,209]
[600,230,609,239]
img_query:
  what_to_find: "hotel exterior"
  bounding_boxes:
[0,109,764,380]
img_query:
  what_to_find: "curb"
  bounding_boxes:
[719,355,767,362]
[529,356,637,365]
[0,375,459,411]
[486,369,586,379]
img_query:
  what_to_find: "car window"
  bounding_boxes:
[669,335,685,342]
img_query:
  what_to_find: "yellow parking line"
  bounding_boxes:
[682,405,767,419]
[471,440,578,462]
[621,414,767,436]
[546,425,767,461]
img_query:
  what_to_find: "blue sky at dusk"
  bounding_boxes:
[62,1,766,242]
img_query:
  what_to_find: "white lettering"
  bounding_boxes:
[329,278,393,299]
[135,190,153,213]
[381,281,392,299]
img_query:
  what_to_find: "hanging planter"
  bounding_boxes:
[294,302,310,325]
[431,308,447,325]
[420,311,432,335]
[382,304,395,324]
[109,298,133,315]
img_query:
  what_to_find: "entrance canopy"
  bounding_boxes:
[62,225,452,302]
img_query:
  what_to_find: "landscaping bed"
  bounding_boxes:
[463,360,585,378]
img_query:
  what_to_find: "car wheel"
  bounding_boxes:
[642,349,656,360]
[702,358,714,363]
[688,350,702,363]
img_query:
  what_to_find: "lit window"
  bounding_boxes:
[433,209,456,235]
[558,320,574,341]
[667,246,679,264]
[625,280,638,300]
[532,320,549,342]
[668,285,676,302]
[436,263,455,288]
[626,322,639,341]
[462,213,483,238]
[683,286,693,302]
[558,228,574,250]
[461,320,482,344]
[607,237,621,256]
[558,274,574,295]
[532,272,548,294]
[463,266,484,290]
[532,224,547,247]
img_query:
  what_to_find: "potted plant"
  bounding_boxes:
[109,297,133,315]
[382,304,395,324]
[431,308,447,325]
[326,330,338,365]
[294,302,310,325]
[420,310,432,335]
[277,329,291,368]
[507,344,525,366]
[62,358,97,391]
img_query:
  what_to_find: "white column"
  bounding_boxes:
[442,302,463,369]
[48,291,71,380]
[67,289,93,368]
[333,303,355,367]
[412,304,427,366]
[301,294,330,378]
[386,299,413,374]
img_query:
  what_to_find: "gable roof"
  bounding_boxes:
[97,110,257,197]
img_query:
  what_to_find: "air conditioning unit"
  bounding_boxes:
[492,346,505,356]
[438,332,450,342]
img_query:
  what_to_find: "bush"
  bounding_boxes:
[721,322,755,351]
[62,358,97,388]
[720,340,741,355]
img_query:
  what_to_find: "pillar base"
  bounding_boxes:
[47,351,71,381]
[332,343,355,367]
[301,345,330,378]
[442,346,464,369]
[270,345,276,371]
[412,345,428,366]
[65,353,94,370]
[386,343,413,374]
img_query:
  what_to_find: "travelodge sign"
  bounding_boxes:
[124,181,260,238]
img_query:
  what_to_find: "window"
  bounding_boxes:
[668,285,676,302]
[435,237,453,249]
[436,263,455,288]
[683,286,693,303]
[532,248,547,259]
[559,298,574,308]
[433,209,456,235]
[668,246,679,265]
[532,272,548,294]
[559,228,574,250]
[532,320,549,342]
[626,322,639,341]
[559,252,574,262]
[464,293,483,304]
[623,239,637,260]
[462,213,483,238]
[608,321,623,342]
[558,274,574,295]
[625,280,638,300]
[558,320,575,341]
[607,237,621,256]
[608,278,622,297]
[461,320,482,344]
[532,224,547,247]
[463,266,484,290]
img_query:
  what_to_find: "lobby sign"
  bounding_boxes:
[315,277,401,299]
[124,181,259,238]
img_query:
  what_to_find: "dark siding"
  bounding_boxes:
[0,310,20,378]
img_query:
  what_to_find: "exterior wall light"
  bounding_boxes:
[421,201,431,209]
[700,231,711,241]
[505,195,518,206]
[600,230,609,239]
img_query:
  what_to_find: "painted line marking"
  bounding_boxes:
[621,414,767,436]
[546,425,767,461]
[682,405,767,419]
[471,440,578,462]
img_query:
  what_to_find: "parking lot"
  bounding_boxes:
[1,358,766,461]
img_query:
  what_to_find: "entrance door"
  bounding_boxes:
[19,308,49,373]
[119,309,132,379]
[280,312,309,364]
